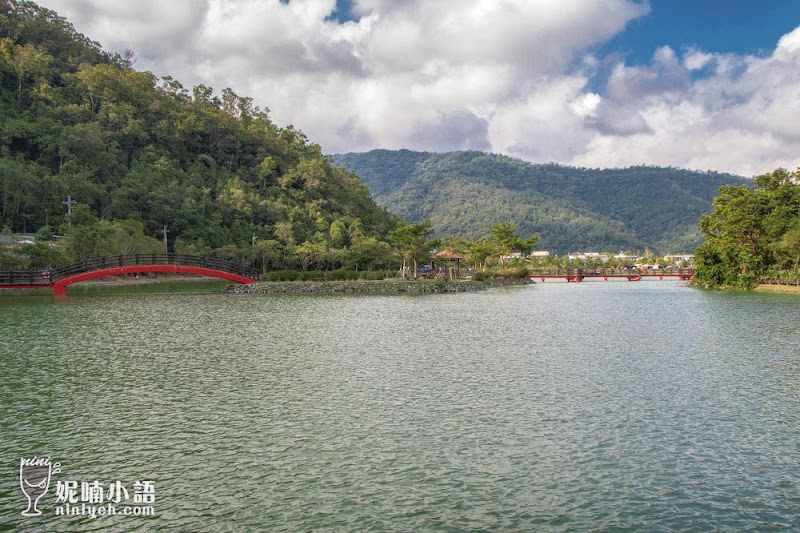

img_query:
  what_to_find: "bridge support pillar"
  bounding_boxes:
[53,285,66,296]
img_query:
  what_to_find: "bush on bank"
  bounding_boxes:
[472,267,530,281]
[260,270,386,282]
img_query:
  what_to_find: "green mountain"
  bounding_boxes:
[0,0,397,271]
[333,149,749,254]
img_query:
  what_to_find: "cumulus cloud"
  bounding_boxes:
[36,0,800,175]
[684,49,713,71]
[573,29,800,176]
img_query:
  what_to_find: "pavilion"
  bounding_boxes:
[431,250,465,279]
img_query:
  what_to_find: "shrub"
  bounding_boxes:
[472,270,490,281]
[497,267,530,279]
[472,267,530,281]
[260,269,384,282]
[331,269,359,281]
[260,270,300,281]
[299,270,328,281]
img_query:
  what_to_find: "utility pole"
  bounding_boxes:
[159,224,169,254]
[62,194,76,226]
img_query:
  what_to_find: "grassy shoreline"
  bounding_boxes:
[755,283,800,295]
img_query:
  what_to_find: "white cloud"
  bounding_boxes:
[571,92,601,118]
[684,49,713,71]
[35,0,800,176]
[572,33,800,176]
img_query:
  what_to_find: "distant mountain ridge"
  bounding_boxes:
[333,149,749,254]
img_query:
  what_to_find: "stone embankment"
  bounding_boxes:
[225,278,532,294]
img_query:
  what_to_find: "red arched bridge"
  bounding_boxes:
[532,267,695,283]
[0,254,259,295]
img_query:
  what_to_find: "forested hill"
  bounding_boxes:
[0,1,397,267]
[333,150,749,254]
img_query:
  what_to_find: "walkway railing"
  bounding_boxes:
[0,254,260,286]
[531,267,695,277]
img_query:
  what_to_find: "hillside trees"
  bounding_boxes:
[333,150,748,254]
[0,0,400,271]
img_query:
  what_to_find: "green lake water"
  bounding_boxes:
[1,280,799,531]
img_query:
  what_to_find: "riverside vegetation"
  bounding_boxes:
[693,168,800,290]
[0,1,795,291]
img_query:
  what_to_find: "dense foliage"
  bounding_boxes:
[0,0,398,272]
[472,267,531,282]
[333,149,749,254]
[694,169,800,289]
[260,269,386,282]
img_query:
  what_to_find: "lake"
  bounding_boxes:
[1,280,799,531]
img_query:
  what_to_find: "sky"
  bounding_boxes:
[35,0,800,176]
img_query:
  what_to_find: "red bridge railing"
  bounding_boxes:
[531,267,695,282]
[531,267,695,277]
[0,254,260,286]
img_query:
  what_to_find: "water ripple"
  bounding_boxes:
[0,283,799,530]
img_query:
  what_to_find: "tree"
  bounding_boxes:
[778,220,800,270]
[0,39,53,103]
[295,240,326,271]
[464,238,497,270]
[329,219,349,248]
[695,168,800,289]
[348,236,391,271]
[20,241,69,269]
[58,204,102,262]
[489,222,539,266]
[253,239,281,273]
[388,220,434,279]
[99,219,161,256]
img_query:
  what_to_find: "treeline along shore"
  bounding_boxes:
[1,2,799,294]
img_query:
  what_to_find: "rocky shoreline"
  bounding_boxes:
[225,278,532,294]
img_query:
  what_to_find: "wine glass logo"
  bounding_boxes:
[19,456,60,517]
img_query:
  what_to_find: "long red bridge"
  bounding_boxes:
[0,254,259,295]
[532,267,695,283]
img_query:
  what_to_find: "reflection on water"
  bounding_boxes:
[0,281,799,530]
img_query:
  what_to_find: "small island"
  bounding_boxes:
[225,277,532,294]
